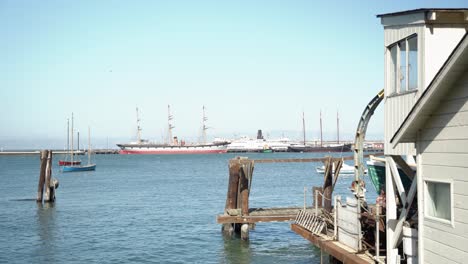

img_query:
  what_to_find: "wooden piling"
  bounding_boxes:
[323,157,333,212]
[44,150,54,202]
[225,159,241,211]
[36,150,48,202]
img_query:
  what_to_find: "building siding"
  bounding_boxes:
[383,24,423,156]
[419,70,468,262]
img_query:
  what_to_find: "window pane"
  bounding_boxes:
[390,45,398,94]
[399,40,407,92]
[426,181,451,221]
[408,36,418,90]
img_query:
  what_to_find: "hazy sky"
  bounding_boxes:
[1,0,467,147]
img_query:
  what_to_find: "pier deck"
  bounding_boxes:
[217,207,312,224]
[291,224,374,264]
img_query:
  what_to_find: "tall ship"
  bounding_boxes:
[117,106,229,154]
[288,111,352,152]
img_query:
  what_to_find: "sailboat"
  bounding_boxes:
[288,111,352,152]
[58,117,81,166]
[62,126,96,172]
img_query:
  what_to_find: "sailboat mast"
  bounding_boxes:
[88,126,91,165]
[202,105,208,144]
[167,105,174,145]
[320,110,323,147]
[77,131,80,152]
[71,113,74,163]
[136,107,142,144]
[302,111,306,145]
[67,118,70,159]
[337,111,340,144]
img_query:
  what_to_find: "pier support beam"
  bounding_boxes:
[36,150,48,202]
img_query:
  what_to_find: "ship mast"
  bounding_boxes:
[136,107,142,144]
[302,111,306,145]
[167,105,175,145]
[202,105,208,144]
[337,110,340,144]
[320,110,323,147]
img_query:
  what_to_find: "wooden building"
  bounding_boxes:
[379,9,468,263]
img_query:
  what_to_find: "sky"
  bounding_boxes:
[1,0,467,149]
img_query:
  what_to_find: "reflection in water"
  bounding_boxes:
[221,234,252,264]
[36,202,57,262]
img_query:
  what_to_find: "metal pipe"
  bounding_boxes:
[334,195,339,239]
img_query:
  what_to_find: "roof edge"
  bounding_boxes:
[377,8,468,18]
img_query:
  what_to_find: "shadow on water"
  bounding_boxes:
[221,235,252,264]
[35,202,57,262]
[10,198,37,201]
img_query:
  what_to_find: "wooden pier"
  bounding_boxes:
[217,155,382,240]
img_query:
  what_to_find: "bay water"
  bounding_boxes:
[0,153,376,263]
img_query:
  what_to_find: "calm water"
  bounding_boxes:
[0,153,376,263]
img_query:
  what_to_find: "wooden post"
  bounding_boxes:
[239,159,253,216]
[323,157,333,212]
[225,158,241,211]
[36,150,48,202]
[312,186,323,209]
[44,150,55,202]
[223,158,241,236]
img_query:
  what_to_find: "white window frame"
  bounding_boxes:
[424,179,454,227]
[387,34,418,95]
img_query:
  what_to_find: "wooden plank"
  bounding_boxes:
[438,96,468,114]
[420,139,468,154]
[217,215,297,224]
[422,164,468,181]
[424,238,468,264]
[422,152,468,168]
[421,126,468,141]
[387,157,407,205]
[424,248,458,264]
[455,208,468,224]
[323,157,333,212]
[454,193,468,210]
[391,155,415,179]
[424,110,468,129]
[424,225,468,253]
[291,224,373,264]
[392,171,417,249]
[425,218,468,239]
[444,74,468,100]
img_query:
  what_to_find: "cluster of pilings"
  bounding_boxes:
[221,157,254,240]
[36,150,59,203]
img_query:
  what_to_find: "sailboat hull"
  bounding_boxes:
[62,164,96,172]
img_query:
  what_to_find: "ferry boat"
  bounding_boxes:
[117,106,229,155]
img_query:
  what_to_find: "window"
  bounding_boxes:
[425,180,452,223]
[388,35,418,94]
[399,40,407,92]
[408,36,418,90]
[390,45,398,94]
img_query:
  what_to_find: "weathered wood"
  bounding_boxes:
[225,159,241,211]
[331,159,343,192]
[239,162,250,216]
[44,150,53,202]
[217,215,297,224]
[36,150,48,202]
[323,157,333,212]
[312,186,323,208]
